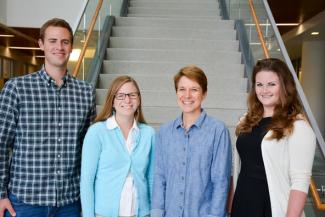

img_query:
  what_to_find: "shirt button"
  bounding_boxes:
[179,206,182,210]
[181,176,184,180]
[57,170,60,174]
[180,192,183,195]
[58,122,62,127]
[57,154,61,158]
[183,147,186,151]
[182,162,185,166]
[58,138,61,143]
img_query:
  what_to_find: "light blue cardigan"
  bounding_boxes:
[80,120,155,217]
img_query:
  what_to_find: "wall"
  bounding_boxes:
[301,40,325,136]
[0,1,6,23]
[5,0,86,30]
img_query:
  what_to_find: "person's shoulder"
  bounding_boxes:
[138,123,155,132]
[87,121,106,134]
[3,72,39,90]
[9,71,38,83]
[159,119,178,132]
[205,114,227,129]
[139,123,155,134]
[69,76,93,90]
[293,115,313,132]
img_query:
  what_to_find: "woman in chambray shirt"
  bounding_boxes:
[81,76,154,217]
[151,65,232,217]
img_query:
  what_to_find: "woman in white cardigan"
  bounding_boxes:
[230,58,316,217]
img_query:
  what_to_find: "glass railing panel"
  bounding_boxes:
[225,0,285,63]
[68,0,111,81]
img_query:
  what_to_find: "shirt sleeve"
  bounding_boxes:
[151,129,166,217]
[81,85,97,143]
[209,126,232,217]
[0,80,19,199]
[80,125,102,217]
[288,120,316,193]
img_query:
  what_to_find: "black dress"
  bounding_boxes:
[231,117,272,217]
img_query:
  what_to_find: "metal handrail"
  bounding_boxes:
[310,179,325,210]
[247,0,269,58]
[248,0,325,211]
[72,0,104,77]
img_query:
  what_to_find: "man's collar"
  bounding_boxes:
[39,67,70,86]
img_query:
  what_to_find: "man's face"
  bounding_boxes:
[38,26,72,70]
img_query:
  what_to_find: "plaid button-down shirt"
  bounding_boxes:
[0,70,96,206]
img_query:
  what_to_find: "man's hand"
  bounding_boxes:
[0,198,16,217]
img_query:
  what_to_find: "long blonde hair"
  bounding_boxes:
[95,75,146,124]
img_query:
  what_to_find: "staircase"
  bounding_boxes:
[96,0,247,145]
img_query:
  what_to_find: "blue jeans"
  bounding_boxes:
[5,193,81,217]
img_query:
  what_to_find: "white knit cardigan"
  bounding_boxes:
[233,118,316,217]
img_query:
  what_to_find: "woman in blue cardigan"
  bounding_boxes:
[80,76,155,217]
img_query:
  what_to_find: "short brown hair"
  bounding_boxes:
[95,75,146,124]
[174,65,208,93]
[39,18,73,43]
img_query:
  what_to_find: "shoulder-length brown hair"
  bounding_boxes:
[236,58,304,140]
[95,75,146,124]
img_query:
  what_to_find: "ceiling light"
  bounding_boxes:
[35,55,45,58]
[0,34,15,37]
[9,46,41,50]
[311,32,319,35]
[276,23,300,26]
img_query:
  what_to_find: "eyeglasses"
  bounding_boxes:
[115,92,139,100]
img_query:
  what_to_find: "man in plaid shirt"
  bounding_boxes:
[0,18,96,217]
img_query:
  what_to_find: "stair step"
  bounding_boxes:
[128,7,220,18]
[130,2,219,10]
[106,49,242,63]
[102,61,245,78]
[112,26,236,40]
[127,14,220,19]
[115,17,234,30]
[130,0,219,3]
[109,37,239,51]
[98,74,247,92]
[142,107,244,127]
[96,89,247,109]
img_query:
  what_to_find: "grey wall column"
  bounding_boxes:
[301,40,325,136]
[0,0,6,23]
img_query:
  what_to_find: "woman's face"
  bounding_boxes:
[113,82,140,118]
[176,76,206,117]
[255,70,281,115]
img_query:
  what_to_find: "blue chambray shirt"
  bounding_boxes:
[151,110,232,217]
